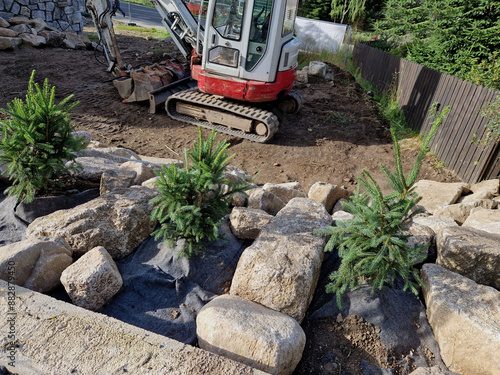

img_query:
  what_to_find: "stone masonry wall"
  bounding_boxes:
[0,0,83,33]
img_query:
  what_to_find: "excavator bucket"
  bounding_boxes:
[112,59,192,106]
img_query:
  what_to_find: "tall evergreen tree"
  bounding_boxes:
[299,0,332,20]
[374,0,500,87]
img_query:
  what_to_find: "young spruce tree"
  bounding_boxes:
[0,70,87,203]
[150,128,252,259]
[318,104,450,307]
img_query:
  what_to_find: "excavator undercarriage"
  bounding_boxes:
[112,63,302,142]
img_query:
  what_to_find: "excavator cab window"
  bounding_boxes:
[282,0,297,36]
[246,0,273,71]
[212,0,246,40]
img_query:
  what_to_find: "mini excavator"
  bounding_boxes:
[86,0,302,142]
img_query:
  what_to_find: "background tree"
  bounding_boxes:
[299,0,332,20]
[330,0,366,25]
[375,0,500,89]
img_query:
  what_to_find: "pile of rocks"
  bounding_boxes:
[0,15,91,50]
[412,179,500,375]
[0,0,83,34]
[0,132,499,374]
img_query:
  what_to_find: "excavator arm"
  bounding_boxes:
[152,0,205,59]
[86,0,123,70]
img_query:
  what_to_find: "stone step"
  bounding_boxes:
[0,280,269,375]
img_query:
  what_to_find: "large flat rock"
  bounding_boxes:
[421,264,500,375]
[26,187,158,260]
[414,180,469,214]
[0,237,72,293]
[197,295,305,375]
[0,280,269,375]
[436,226,500,289]
[230,198,331,322]
[462,207,500,235]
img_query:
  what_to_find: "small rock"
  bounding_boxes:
[100,169,137,195]
[38,30,64,47]
[30,18,47,32]
[331,210,354,225]
[309,61,327,78]
[141,176,159,189]
[263,182,306,204]
[0,28,17,37]
[19,33,46,47]
[325,68,334,81]
[411,215,458,234]
[433,199,497,225]
[63,32,91,49]
[9,23,30,35]
[296,68,308,83]
[0,17,10,28]
[119,160,157,185]
[331,198,348,214]
[459,178,499,203]
[61,246,123,311]
[0,36,14,50]
[8,16,31,25]
[248,187,285,215]
[230,191,247,207]
[229,206,274,240]
[308,182,350,213]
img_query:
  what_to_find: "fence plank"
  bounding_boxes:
[455,88,495,180]
[482,143,500,180]
[441,83,481,170]
[462,89,498,182]
[435,78,470,165]
[428,74,458,154]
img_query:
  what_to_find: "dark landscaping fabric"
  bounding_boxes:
[0,185,99,246]
[307,250,446,370]
[0,193,27,247]
[100,221,249,345]
[1,182,248,345]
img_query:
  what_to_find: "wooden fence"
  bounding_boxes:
[352,42,500,184]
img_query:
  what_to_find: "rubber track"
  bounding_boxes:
[166,90,279,143]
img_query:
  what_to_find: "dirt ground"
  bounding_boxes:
[0,25,459,374]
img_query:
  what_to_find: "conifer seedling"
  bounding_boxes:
[0,70,87,203]
[318,104,450,307]
[150,127,253,259]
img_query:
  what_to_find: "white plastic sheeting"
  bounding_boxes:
[295,16,348,52]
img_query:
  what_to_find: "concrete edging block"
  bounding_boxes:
[0,280,270,375]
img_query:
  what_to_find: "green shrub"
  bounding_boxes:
[465,52,500,91]
[472,94,500,147]
[318,104,449,308]
[150,128,252,259]
[0,70,87,204]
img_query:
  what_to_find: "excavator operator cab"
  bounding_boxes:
[202,0,300,84]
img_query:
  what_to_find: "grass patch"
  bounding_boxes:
[298,47,350,70]
[113,23,170,39]
[127,0,155,7]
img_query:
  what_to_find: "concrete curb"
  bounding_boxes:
[0,280,269,374]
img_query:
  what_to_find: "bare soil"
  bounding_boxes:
[0,26,459,374]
